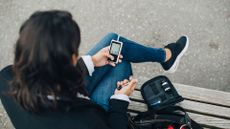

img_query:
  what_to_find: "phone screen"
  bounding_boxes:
[109,41,122,63]
[110,42,121,55]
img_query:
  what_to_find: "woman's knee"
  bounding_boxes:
[104,32,119,41]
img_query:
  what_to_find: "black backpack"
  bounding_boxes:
[128,76,203,129]
[128,106,203,129]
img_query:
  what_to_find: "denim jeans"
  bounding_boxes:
[85,33,166,110]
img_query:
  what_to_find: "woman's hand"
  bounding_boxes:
[114,77,138,96]
[92,46,123,67]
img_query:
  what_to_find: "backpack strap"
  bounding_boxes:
[158,106,193,128]
[134,106,193,128]
[133,109,156,121]
[191,119,203,129]
[134,106,186,121]
[157,105,186,114]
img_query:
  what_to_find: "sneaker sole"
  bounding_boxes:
[166,35,189,73]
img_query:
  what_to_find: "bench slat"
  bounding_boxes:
[173,83,230,107]
[178,100,230,119]
[189,113,230,129]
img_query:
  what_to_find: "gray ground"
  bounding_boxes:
[0,0,229,128]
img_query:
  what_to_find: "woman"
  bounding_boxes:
[0,10,189,129]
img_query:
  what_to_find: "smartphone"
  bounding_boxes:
[108,40,123,64]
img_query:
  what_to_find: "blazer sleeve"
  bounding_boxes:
[76,57,90,76]
[107,99,129,129]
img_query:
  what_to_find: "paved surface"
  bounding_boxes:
[0,0,229,128]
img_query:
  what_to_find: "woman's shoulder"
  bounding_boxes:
[0,65,13,91]
[0,65,13,81]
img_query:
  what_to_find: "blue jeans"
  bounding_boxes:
[85,33,166,110]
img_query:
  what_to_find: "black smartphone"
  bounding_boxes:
[108,40,123,64]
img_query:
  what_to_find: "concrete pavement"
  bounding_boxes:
[1,0,229,91]
[0,0,229,128]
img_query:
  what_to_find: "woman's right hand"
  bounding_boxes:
[114,78,138,96]
[92,46,123,67]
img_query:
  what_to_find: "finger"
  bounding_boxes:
[128,79,138,88]
[121,79,129,86]
[108,61,116,67]
[120,81,124,86]
[103,46,110,52]
[104,53,114,60]
[130,79,137,83]
[129,76,133,80]
[117,81,121,86]
[119,54,123,59]
[118,59,122,63]
[123,79,129,84]
[131,83,136,91]
[105,61,109,65]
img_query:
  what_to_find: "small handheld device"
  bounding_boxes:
[117,76,133,90]
[108,39,123,64]
[117,82,129,90]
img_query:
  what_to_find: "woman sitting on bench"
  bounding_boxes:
[0,10,188,129]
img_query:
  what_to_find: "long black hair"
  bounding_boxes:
[10,10,88,113]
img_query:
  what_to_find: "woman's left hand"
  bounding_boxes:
[92,46,123,67]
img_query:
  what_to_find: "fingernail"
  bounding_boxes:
[129,76,133,80]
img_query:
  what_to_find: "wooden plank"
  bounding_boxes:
[129,101,147,111]
[130,91,230,119]
[178,100,230,119]
[173,83,230,107]
[188,113,230,129]
[129,101,230,129]
[130,90,143,100]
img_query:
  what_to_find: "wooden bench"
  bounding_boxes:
[128,83,230,129]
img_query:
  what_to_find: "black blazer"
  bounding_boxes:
[0,59,129,129]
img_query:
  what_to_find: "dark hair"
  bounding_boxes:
[10,10,87,113]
